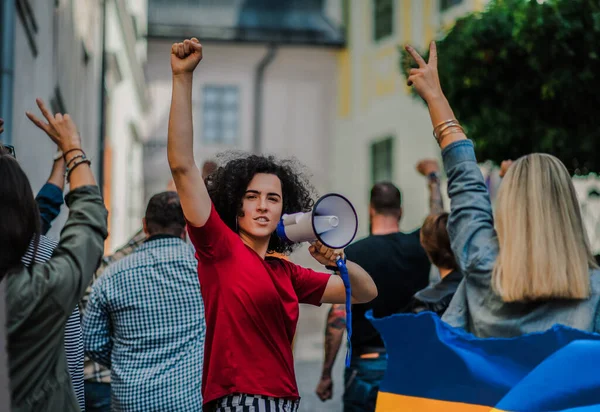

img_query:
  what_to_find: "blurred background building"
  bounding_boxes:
[1,0,149,249]
[143,0,344,213]
[102,0,149,250]
[1,0,104,219]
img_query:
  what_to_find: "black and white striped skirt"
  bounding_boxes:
[208,393,300,412]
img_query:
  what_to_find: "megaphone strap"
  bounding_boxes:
[325,256,346,272]
[336,257,352,368]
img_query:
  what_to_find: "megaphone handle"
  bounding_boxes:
[336,256,352,368]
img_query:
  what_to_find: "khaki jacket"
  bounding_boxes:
[6,186,107,411]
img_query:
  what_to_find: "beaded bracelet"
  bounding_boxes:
[62,148,85,160]
[64,153,87,177]
[66,158,91,182]
[65,153,86,170]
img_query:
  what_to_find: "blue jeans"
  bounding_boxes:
[343,356,387,412]
[84,382,111,412]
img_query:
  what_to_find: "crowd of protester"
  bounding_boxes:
[1,38,599,412]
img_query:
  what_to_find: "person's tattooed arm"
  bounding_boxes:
[316,304,346,401]
[416,159,444,214]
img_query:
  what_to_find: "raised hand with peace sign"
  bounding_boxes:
[405,41,467,148]
[405,41,445,103]
[26,99,82,153]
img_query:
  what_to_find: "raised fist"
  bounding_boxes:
[416,159,440,177]
[499,160,513,178]
[171,38,203,75]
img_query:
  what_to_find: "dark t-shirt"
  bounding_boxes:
[345,230,431,351]
[407,270,463,316]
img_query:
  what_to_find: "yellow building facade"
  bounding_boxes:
[332,0,489,236]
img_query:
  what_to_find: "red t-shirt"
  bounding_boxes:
[187,204,331,405]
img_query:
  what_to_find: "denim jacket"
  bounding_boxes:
[440,140,600,338]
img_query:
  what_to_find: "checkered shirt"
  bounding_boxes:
[80,229,147,383]
[82,236,205,411]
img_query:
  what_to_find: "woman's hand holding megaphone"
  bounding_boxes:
[309,241,345,267]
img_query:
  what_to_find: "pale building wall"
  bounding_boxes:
[10,0,149,251]
[11,0,103,239]
[104,0,150,251]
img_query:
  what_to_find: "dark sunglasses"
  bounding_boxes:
[0,144,15,158]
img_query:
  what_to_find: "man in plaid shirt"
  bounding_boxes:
[83,191,205,411]
[79,229,146,411]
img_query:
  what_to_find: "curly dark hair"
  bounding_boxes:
[206,152,316,255]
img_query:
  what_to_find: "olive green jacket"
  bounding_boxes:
[6,186,107,411]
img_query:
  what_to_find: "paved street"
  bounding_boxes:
[294,303,345,412]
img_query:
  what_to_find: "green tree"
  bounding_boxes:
[400,0,600,174]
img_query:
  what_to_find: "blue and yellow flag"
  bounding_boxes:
[367,311,600,411]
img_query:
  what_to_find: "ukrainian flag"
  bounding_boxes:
[367,311,600,411]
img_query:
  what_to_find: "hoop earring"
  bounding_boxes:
[235,217,239,233]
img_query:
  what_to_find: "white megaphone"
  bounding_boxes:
[276,193,358,249]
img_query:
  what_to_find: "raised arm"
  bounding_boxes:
[309,242,377,304]
[26,99,108,312]
[405,42,498,280]
[168,38,211,227]
[316,304,346,402]
[35,151,66,235]
[405,43,466,150]
[416,159,444,214]
[26,98,96,190]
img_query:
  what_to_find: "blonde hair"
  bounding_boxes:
[493,153,598,302]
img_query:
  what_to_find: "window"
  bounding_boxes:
[342,0,351,46]
[82,40,90,65]
[16,0,39,56]
[373,0,393,41]
[440,0,463,12]
[202,85,239,145]
[371,137,394,184]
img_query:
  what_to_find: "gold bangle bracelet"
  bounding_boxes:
[433,119,459,136]
[433,119,456,131]
[439,125,465,139]
[434,121,461,141]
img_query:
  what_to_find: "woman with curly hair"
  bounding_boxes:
[167,38,377,412]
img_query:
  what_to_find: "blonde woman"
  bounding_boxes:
[405,42,600,338]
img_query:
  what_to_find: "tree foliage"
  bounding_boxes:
[400,0,600,174]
